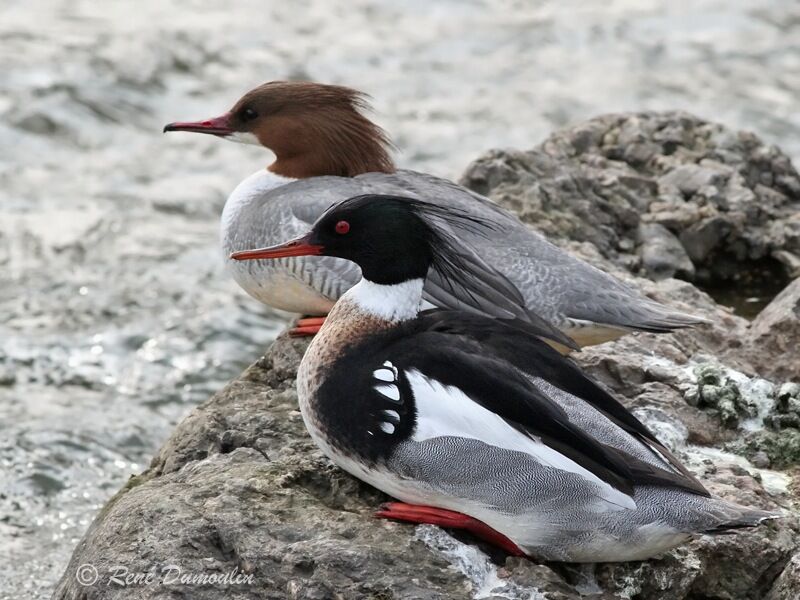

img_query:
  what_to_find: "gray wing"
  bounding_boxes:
[233,175,545,318]
[231,170,704,331]
[390,436,600,518]
[360,170,707,332]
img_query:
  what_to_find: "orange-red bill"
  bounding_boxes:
[163,113,233,135]
[229,236,324,261]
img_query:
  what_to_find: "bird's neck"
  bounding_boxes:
[268,149,394,179]
[299,278,423,402]
[312,277,423,355]
[264,110,396,178]
[220,169,297,253]
[338,278,424,324]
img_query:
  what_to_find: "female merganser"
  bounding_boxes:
[165,81,706,342]
[230,194,775,562]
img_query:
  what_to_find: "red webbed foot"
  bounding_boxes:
[375,502,527,557]
[290,316,327,337]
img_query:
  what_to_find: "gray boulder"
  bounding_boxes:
[637,222,695,280]
[52,333,799,600]
[460,110,800,293]
[747,278,800,381]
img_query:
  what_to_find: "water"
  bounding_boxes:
[1,1,799,596]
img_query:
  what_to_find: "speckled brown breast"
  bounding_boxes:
[296,299,396,445]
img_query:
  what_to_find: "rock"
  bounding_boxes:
[53,338,490,600]
[772,250,800,278]
[748,278,800,380]
[53,333,800,600]
[679,216,733,263]
[659,162,730,197]
[638,223,695,280]
[777,383,800,412]
[55,113,800,599]
[687,363,758,429]
[751,451,771,469]
[595,526,798,600]
[729,429,800,469]
[461,110,800,301]
[766,552,800,600]
[764,384,800,431]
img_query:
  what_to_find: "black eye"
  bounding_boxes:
[239,107,258,122]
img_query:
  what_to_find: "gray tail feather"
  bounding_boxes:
[619,302,712,334]
[703,508,782,535]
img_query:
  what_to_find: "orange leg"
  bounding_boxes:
[375,502,527,557]
[289,316,327,337]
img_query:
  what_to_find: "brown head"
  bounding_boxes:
[163,81,396,179]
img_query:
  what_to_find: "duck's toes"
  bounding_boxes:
[375,501,527,557]
[289,316,327,336]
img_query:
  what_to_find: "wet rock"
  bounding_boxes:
[637,223,695,280]
[764,383,800,430]
[596,525,798,600]
[748,278,800,380]
[52,336,577,600]
[777,383,800,413]
[772,250,800,279]
[54,331,799,600]
[752,451,772,469]
[659,162,730,197]
[730,429,800,470]
[679,216,733,263]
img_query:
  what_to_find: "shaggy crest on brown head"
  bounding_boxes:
[164,80,396,179]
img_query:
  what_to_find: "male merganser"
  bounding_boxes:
[230,194,775,562]
[165,81,706,342]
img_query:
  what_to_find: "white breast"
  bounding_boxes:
[220,169,336,314]
[220,168,296,244]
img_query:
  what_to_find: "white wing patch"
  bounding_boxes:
[373,368,395,382]
[383,360,398,374]
[405,369,636,510]
[372,361,402,434]
[375,384,400,402]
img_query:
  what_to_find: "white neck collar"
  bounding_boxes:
[343,278,424,322]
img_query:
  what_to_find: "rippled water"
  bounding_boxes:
[1,1,799,596]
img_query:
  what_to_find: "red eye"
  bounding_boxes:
[335,220,350,234]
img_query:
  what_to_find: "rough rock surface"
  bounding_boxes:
[55,113,800,599]
[461,111,800,308]
[747,278,800,381]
